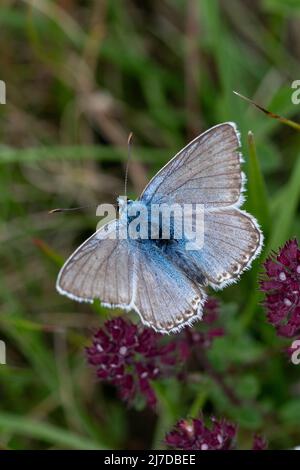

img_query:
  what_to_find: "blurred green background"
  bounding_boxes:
[0,0,300,450]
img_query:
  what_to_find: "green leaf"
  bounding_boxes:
[263,0,300,14]
[233,375,260,400]
[0,412,105,450]
[268,154,300,250]
[208,335,264,370]
[0,145,167,164]
[230,405,263,429]
[279,400,300,425]
[247,131,270,235]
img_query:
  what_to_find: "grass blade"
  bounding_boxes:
[0,411,105,450]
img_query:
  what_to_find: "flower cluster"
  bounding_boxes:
[260,238,300,338]
[165,417,237,450]
[165,417,267,450]
[203,297,220,324]
[86,317,180,408]
[87,297,222,408]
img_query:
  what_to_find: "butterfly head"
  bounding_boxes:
[117,196,130,215]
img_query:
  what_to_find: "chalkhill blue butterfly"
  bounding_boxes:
[56,123,263,334]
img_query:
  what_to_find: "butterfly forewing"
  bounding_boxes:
[57,220,134,307]
[140,122,244,208]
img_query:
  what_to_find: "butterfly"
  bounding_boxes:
[56,122,263,334]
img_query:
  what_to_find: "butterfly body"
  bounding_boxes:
[56,123,263,334]
[162,240,208,286]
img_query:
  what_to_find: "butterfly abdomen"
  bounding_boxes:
[160,240,207,286]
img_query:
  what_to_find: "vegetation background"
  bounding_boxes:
[0,0,300,450]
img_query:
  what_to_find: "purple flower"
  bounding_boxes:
[86,317,180,408]
[165,417,268,451]
[203,297,220,324]
[260,239,300,337]
[165,417,237,450]
[252,434,268,450]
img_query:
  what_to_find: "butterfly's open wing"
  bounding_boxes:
[140,122,263,287]
[140,122,244,208]
[201,209,262,288]
[57,220,206,334]
[56,220,134,308]
[167,209,262,290]
[132,242,206,333]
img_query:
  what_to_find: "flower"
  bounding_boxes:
[165,417,237,450]
[260,238,300,337]
[252,434,268,450]
[203,297,220,324]
[86,317,180,408]
[165,417,268,451]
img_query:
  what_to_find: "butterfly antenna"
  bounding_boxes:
[48,204,97,214]
[233,90,300,132]
[124,132,133,197]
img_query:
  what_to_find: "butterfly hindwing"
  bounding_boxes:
[132,242,207,333]
[201,209,262,288]
[164,209,262,289]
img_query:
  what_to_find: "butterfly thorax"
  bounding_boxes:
[118,199,180,242]
[117,198,207,286]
